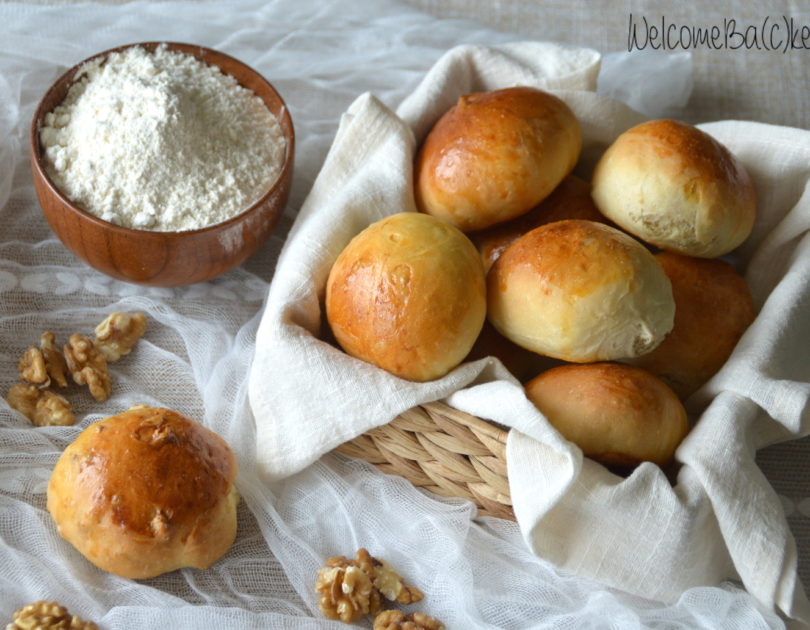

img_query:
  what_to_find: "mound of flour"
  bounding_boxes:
[40,45,286,232]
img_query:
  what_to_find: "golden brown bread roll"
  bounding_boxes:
[525,362,689,468]
[414,86,582,232]
[591,119,756,258]
[47,406,239,579]
[471,174,610,273]
[326,212,486,382]
[487,220,675,362]
[629,252,756,398]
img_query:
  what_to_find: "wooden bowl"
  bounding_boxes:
[30,42,295,287]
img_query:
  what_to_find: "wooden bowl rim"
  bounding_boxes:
[29,40,295,238]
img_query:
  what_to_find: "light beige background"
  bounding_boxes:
[404,1,810,129]
[7,0,810,604]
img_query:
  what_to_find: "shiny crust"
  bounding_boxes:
[471,174,608,273]
[525,362,689,467]
[326,212,486,382]
[487,220,674,362]
[414,86,582,232]
[629,252,756,398]
[47,406,238,579]
[591,119,756,258]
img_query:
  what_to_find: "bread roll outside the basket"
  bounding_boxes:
[326,212,486,382]
[525,362,689,468]
[629,252,756,398]
[487,220,675,362]
[591,119,756,258]
[47,406,239,579]
[414,86,582,232]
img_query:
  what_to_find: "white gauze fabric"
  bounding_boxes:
[249,39,810,625]
[0,0,795,628]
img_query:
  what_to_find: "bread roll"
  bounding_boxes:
[471,174,609,273]
[326,212,486,382]
[414,86,581,232]
[487,220,674,362]
[47,406,239,579]
[591,119,756,258]
[629,252,756,398]
[525,363,688,467]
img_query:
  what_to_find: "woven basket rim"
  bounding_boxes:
[336,400,513,520]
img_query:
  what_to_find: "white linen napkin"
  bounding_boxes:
[248,40,810,623]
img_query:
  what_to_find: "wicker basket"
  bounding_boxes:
[336,401,514,520]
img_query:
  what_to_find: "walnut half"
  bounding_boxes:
[18,332,69,389]
[373,610,446,630]
[63,334,110,402]
[7,600,98,630]
[316,564,381,623]
[316,549,425,624]
[351,549,423,605]
[94,312,147,362]
[7,384,75,427]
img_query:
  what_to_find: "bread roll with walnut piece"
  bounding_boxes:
[415,86,582,232]
[326,212,486,382]
[487,220,675,362]
[525,363,689,468]
[629,252,756,398]
[591,119,756,258]
[47,406,239,579]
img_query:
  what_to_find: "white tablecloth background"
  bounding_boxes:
[0,1,806,628]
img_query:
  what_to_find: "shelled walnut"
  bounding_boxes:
[18,346,48,387]
[316,549,426,624]
[7,384,75,427]
[7,313,148,422]
[18,333,69,390]
[315,564,381,623]
[354,548,424,605]
[94,312,147,362]
[6,599,98,630]
[373,610,446,630]
[63,334,110,402]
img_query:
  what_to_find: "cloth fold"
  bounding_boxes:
[248,40,810,623]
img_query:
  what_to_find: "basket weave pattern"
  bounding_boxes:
[337,401,514,520]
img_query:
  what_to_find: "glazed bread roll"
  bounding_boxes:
[487,220,674,362]
[525,363,689,467]
[415,86,582,232]
[629,252,756,398]
[591,119,756,258]
[47,406,239,579]
[326,212,486,382]
[471,174,609,273]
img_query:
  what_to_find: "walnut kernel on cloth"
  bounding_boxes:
[373,610,446,630]
[18,333,70,390]
[6,599,98,630]
[316,564,381,623]
[94,312,147,362]
[316,549,424,623]
[63,334,110,402]
[40,332,69,388]
[353,548,424,605]
[18,346,49,387]
[7,384,75,427]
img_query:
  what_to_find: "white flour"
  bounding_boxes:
[40,45,286,232]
